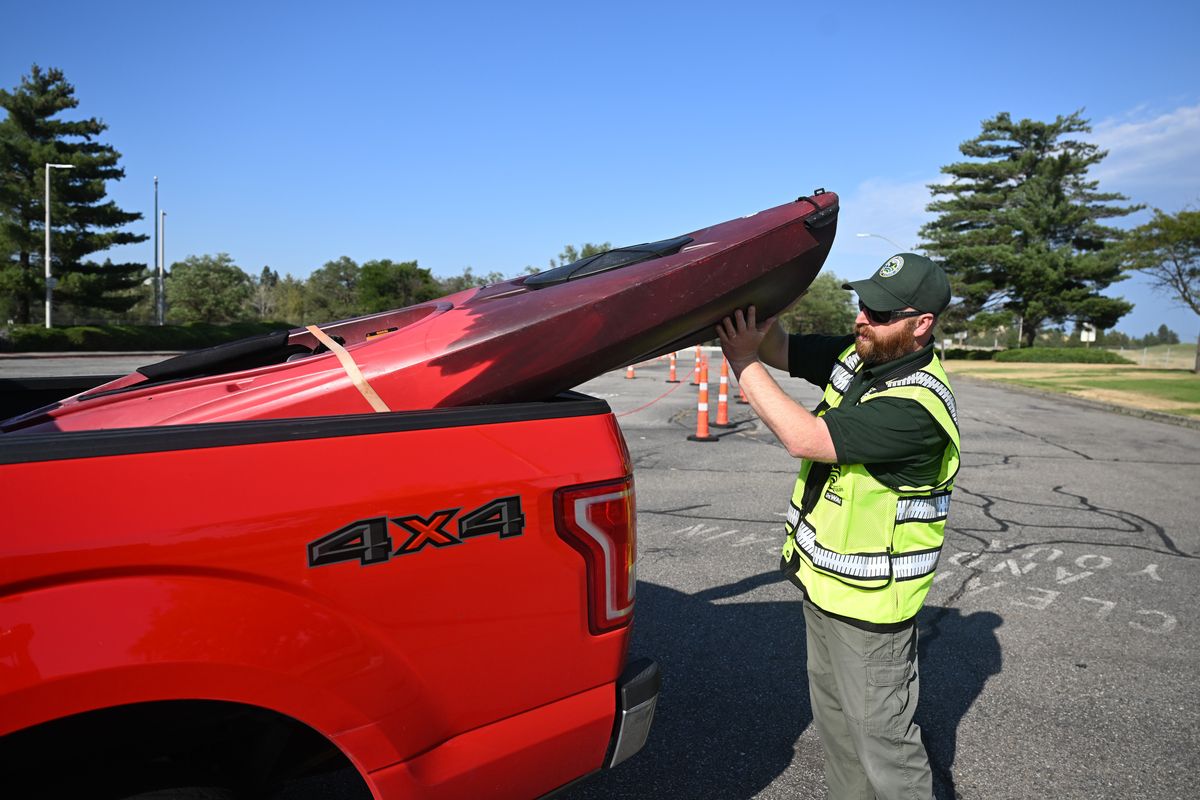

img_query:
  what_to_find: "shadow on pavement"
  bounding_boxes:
[560,573,812,799]
[562,573,1003,800]
[918,606,1004,800]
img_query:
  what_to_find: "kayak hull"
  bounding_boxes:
[4,191,838,433]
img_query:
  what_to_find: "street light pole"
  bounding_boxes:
[158,210,166,325]
[855,232,906,251]
[154,176,160,325]
[44,162,75,329]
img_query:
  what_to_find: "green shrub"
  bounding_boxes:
[942,348,996,360]
[63,326,113,349]
[994,347,1134,364]
[0,322,296,353]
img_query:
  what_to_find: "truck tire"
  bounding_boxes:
[120,789,235,800]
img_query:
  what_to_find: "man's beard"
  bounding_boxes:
[855,319,921,366]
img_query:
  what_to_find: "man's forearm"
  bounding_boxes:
[734,360,837,462]
[759,323,789,370]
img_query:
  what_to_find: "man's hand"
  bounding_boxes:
[717,305,777,373]
[714,304,836,462]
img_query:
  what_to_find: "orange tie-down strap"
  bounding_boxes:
[305,325,391,413]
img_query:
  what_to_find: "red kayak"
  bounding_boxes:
[3,190,838,433]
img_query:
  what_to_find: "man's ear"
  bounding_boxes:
[913,313,936,340]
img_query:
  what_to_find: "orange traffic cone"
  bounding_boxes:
[690,346,702,385]
[625,364,636,379]
[687,360,719,442]
[712,357,735,427]
[735,378,749,405]
[666,352,680,383]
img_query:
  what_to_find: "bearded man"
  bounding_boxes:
[717,253,959,800]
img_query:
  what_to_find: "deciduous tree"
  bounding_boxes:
[274,275,309,324]
[359,259,440,312]
[522,242,612,276]
[438,266,508,294]
[250,266,281,320]
[1118,208,1199,371]
[548,242,610,269]
[165,254,252,323]
[304,256,360,321]
[777,272,857,335]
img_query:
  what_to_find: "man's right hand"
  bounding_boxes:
[717,306,774,373]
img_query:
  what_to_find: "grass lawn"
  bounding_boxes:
[944,360,1200,417]
[1108,342,1199,371]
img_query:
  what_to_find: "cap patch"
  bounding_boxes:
[879,256,904,278]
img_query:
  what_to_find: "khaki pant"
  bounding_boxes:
[803,600,932,800]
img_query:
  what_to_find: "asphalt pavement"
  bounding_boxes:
[560,353,1200,800]
[4,351,1198,799]
[0,351,179,377]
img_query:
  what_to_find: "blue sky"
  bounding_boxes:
[4,0,1199,337]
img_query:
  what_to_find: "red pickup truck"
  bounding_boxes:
[0,376,658,799]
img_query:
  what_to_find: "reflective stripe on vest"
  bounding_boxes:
[893,549,942,580]
[873,370,958,428]
[786,501,942,582]
[828,351,861,396]
[895,492,952,523]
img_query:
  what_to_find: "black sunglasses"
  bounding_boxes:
[858,301,926,325]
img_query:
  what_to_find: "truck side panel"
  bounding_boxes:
[368,683,614,799]
[0,403,633,785]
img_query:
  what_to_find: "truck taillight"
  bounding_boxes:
[555,477,636,635]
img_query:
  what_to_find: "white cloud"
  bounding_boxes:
[819,176,941,279]
[1089,103,1200,210]
[832,176,938,262]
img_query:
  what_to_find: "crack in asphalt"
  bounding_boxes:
[950,484,1197,560]
[642,508,782,526]
[966,450,1200,466]
[974,418,1095,460]
[643,469,1193,560]
[1051,485,1191,558]
[649,503,713,514]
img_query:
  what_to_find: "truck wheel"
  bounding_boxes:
[120,789,236,800]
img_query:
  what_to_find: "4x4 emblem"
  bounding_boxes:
[307,496,525,568]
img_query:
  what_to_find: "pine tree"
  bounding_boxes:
[0,65,147,324]
[920,111,1139,346]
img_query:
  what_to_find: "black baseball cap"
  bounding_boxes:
[843,253,951,314]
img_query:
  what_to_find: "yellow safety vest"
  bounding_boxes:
[780,344,960,628]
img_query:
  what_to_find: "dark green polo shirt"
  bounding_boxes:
[787,333,949,489]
